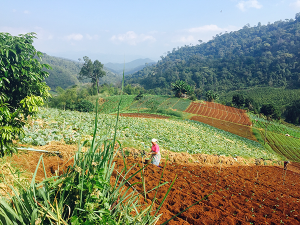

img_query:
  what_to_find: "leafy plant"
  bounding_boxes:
[0,32,51,155]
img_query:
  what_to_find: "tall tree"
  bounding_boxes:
[0,32,51,155]
[171,80,193,97]
[79,56,106,94]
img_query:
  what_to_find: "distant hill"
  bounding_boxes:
[105,58,155,75]
[40,54,122,90]
[126,15,300,95]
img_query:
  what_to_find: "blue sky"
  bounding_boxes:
[1,0,300,63]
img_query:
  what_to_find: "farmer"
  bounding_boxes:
[284,161,289,170]
[149,138,161,167]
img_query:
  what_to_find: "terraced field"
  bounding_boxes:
[185,102,251,126]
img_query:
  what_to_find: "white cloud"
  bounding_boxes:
[187,24,239,34]
[171,24,240,44]
[236,0,262,11]
[290,0,300,9]
[64,33,83,41]
[111,31,156,45]
[86,34,99,40]
[23,10,30,14]
[172,35,196,43]
[188,25,226,33]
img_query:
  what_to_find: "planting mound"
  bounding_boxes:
[114,157,300,225]
[185,102,252,126]
[11,143,77,181]
[191,115,256,141]
[119,113,169,119]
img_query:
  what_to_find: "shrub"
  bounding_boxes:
[76,99,94,112]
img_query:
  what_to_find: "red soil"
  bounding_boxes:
[185,102,252,126]
[7,143,300,225]
[119,113,170,119]
[11,143,76,181]
[114,157,300,225]
[191,115,256,141]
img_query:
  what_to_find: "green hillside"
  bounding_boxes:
[126,15,300,95]
[219,87,300,110]
[40,54,121,90]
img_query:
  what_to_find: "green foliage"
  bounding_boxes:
[0,107,165,224]
[146,99,159,111]
[40,53,121,90]
[129,95,191,112]
[98,95,135,114]
[134,92,144,101]
[264,131,300,162]
[250,114,300,139]
[126,16,300,93]
[260,104,280,119]
[232,94,245,108]
[0,32,50,155]
[124,84,145,95]
[284,99,300,125]
[21,107,280,160]
[76,100,94,112]
[79,56,106,94]
[171,80,193,97]
[206,90,219,102]
[156,108,183,118]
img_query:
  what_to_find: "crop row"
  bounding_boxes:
[185,102,251,126]
[250,114,300,139]
[265,131,300,162]
[98,95,135,113]
[19,107,279,160]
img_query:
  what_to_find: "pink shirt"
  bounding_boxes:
[151,144,160,153]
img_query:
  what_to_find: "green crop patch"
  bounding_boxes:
[20,107,280,160]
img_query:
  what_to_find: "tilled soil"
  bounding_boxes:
[8,143,300,225]
[113,157,300,225]
[190,115,256,141]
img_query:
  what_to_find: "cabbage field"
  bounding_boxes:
[20,108,280,160]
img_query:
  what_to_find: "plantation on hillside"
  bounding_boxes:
[126,15,300,96]
[219,87,300,110]
[20,108,281,160]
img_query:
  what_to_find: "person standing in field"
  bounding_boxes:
[149,138,161,167]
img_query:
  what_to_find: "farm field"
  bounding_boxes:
[190,115,256,141]
[249,114,300,139]
[265,131,300,162]
[20,108,279,160]
[248,114,300,164]
[185,102,252,126]
[114,157,300,225]
[94,95,191,113]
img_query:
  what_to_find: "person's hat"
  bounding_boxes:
[151,138,157,143]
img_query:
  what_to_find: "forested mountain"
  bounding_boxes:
[126,14,300,94]
[40,54,121,90]
[105,58,155,75]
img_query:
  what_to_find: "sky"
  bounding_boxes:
[1,0,300,63]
